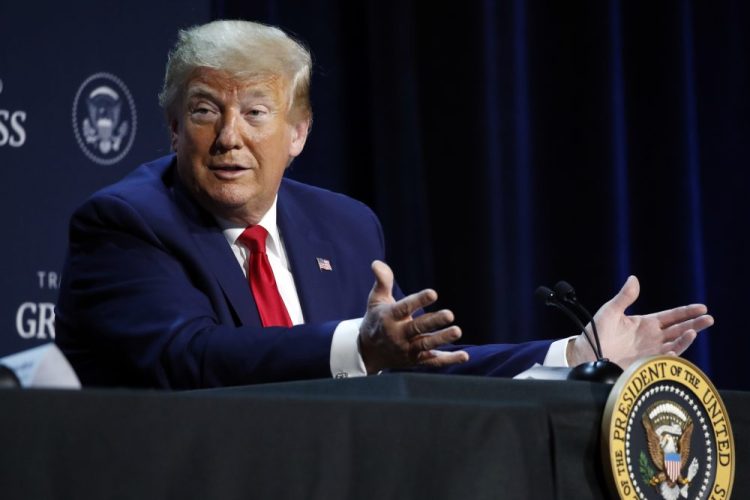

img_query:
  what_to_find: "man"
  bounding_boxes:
[55,20,713,389]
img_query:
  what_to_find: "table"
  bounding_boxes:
[1,374,747,499]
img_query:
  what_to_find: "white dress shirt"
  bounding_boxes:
[217,197,572,378]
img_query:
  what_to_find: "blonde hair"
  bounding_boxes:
[159,20,312,123]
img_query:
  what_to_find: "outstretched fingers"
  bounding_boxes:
[661,329,698,356]
[415,348,470,367]
[410,325,462,351]
[408,309,455,337]
[654,303,709,329]
[390,288,439,320]
[660,313,714,341]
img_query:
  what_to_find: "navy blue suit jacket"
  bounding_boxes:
[56,155,552,388]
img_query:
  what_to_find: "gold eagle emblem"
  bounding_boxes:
[641,401,699,499]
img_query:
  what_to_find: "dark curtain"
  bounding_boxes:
[216,0,750,390]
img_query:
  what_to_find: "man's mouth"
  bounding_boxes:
[209,164,249,171]
[208,163,253,179]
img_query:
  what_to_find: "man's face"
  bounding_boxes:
[171,68,308,224]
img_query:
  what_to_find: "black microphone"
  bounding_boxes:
[553,281,602,358]
[534,286,598,359]
[535,283,623,384]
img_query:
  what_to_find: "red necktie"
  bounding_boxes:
[237,225,293,327]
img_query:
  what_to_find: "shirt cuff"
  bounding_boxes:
[330,318,367,378]
[543,336,577,367]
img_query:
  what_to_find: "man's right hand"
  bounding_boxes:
[358,260,469,374]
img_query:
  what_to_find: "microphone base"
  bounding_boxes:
[567,359,623,384]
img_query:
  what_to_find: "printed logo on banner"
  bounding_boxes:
[72,72,137,165]
[15,271,60,341]
[0,77,28,148]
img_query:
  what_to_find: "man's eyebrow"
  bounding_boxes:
[186,85,220,100]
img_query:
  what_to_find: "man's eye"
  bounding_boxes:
[190,107,218,122]
[247,108,267,118]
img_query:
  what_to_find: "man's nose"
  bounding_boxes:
[215,111,243,151]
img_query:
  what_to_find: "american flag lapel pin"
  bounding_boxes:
[316,257,333,271]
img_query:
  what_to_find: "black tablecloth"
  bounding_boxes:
[0,374,747,499]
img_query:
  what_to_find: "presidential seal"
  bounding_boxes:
[602,356,734,500]
[72,72,137,165]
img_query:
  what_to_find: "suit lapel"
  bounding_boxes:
[191,226,260,326]
[277,183,345,323]
[172,176,260,327]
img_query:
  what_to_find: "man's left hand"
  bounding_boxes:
[567,276,714,369]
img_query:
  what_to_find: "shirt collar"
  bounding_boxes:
[215,196,282,257]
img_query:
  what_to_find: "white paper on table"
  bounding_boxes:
[513,363,572,381]
[0,343,81,389]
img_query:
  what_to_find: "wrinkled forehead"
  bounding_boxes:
[183,67,291,106]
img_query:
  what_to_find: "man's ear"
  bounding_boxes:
[170,118,179,152]
[288,118,310,158]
